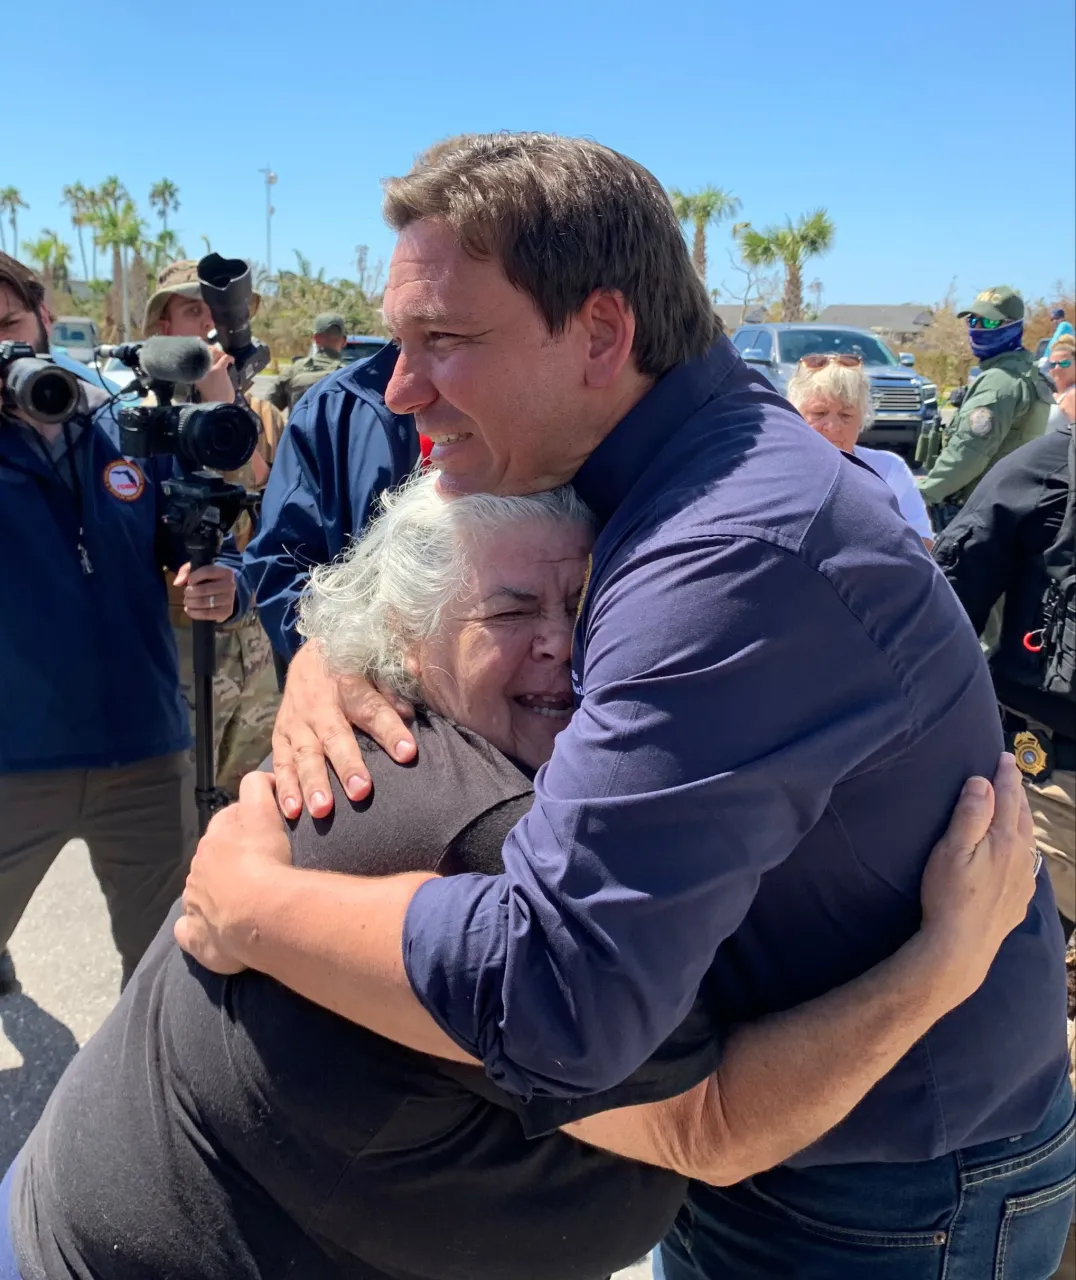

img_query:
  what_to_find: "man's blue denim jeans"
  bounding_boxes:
[655,1077,1075,1279]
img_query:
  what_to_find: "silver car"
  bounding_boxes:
[731,322,939,456]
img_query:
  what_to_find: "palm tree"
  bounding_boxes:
[147,228,185,273]
[0,187,29,259]
[93,198,144,339]
[61,182,94,283]
[736,210,835,322]
[82,185,104,282]
[23,230,73,293]
[149,179,180,233]
[669,186,741,284]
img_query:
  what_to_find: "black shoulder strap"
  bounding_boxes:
[1044,429,1075,586]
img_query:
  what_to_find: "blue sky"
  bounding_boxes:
[10,0,1074,309]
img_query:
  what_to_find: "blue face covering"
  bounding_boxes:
[968,319,1024,360]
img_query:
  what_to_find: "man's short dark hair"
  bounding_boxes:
[383,133,717,378]
[0,253,46,314]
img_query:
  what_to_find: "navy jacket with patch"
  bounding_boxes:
[243,344,419,658]
[0,401,247,773]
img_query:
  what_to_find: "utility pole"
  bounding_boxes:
[258,165,277,279]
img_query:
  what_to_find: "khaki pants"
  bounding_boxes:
[174,617,281,800]
[0,753,196,986]
[1027,768,1076,925]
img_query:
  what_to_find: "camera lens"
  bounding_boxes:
[175,402,258,472]
[6,359,82,425]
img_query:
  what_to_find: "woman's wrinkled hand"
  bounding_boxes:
[919,752,1038,1006]
[271,641,417,820]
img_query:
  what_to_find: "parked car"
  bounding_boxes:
[48,347,135,400]
[93,356,141,392]
[51,316,99,364]
[731,322,940,456]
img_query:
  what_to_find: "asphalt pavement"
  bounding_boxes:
[0,842,653,1278]
[0,840,119,1171]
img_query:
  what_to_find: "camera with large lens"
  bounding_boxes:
[197,254,270,386]
[117,400,259,473]
[103,335,259,474]
[0,341,83,425]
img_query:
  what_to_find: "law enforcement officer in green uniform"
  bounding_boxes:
[269,312,348,412]
[916,285,1053,529]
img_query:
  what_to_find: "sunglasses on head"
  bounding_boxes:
[1048,357,1073,370]
[967,315,1006,329]
[799,353,863,369]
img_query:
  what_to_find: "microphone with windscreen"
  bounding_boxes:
[97,337,213,385]
[141,337,213,384]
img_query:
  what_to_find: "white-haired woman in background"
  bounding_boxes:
[787,353,935,550]
[0,473,1034,1280]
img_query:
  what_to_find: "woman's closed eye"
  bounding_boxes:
[488,607,536,621]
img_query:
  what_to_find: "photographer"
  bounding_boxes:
[0,253,246,994]
[143,260,283,797]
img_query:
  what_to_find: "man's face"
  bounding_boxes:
[0,284,50,352]
[382,219,598,497]
[317,330,346,354]
[158,295,214,340]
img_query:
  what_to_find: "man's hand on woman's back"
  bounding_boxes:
[272,641,417,820]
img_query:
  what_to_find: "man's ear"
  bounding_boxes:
[578,290,636,390]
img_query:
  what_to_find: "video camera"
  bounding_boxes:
[0,341,83,425]
[97,332,261,831]
[101,336,259,474]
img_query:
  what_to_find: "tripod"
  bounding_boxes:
[162,472,259,833]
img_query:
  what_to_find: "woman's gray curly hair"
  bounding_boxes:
[297,469,594,700]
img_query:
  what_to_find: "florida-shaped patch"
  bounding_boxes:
[102,459,146,502]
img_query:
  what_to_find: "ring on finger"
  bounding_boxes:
[1032,849,1043,877]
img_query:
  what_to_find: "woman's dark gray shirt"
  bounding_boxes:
[12,713,720,1280]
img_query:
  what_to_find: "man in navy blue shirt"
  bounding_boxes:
[177,136,1073,1278]
[0,252,245,993]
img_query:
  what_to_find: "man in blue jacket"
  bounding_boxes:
[242,342,418,662]
[178,136,1072,1279]
[0,254,245,993]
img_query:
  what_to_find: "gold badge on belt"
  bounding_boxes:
[1013,730,1049,778]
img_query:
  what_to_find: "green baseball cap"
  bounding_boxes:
[313,312,347,337]
[958,286,1025,323]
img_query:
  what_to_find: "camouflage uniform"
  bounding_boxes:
[143,259,284,797]
[269,312,348,411]
[917,287,1053,523]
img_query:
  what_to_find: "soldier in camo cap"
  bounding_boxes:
[144,259,283,797]
[269,312,349,412]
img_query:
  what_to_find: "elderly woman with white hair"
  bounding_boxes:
[786,353,935,549]
[0,473,1036,1280]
